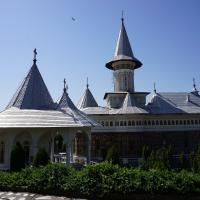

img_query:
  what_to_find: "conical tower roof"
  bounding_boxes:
[116,93,147,114]
[57,80,99,127]
[6,49,54,110]
[106,17,142,70]
[77,82,98,109]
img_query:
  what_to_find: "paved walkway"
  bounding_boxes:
[0,192,85,200]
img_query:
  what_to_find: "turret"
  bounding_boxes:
[106,16,142,92]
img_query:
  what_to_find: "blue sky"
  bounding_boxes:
[0,0,200,110]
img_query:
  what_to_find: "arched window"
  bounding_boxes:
[156,120,159,125]
[132,121,135,126]
[110,121,113,126]
[128,121,131,126]
[0,141,5,164]
[160,120,163,125]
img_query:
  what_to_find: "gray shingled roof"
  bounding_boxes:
[6,62,54,110]
[57,89,99,127]
[0,107,95,128]
[77,87,98,109]
[116,93,148,114]
[106,19,142,70]
[148,92,200,114]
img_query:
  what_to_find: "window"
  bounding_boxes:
[160,120,163,125]
[128,121,131,126]
[156,120,159,125]
[195,120,198,125]
[144,121,147,126]
[105,121,109,126]
[124,121,127,126]
[187,120,190,125]
[183,120,186,125]
[180,120,183,125]
[110,121,113,126]
[168,120,171,125]
[191,120,194,125]
[115,121,119,126]
[148,121,151,126]
[176,120,179,125]
[101,121,104,126]
[152,121,155,126]
[172,120,175,125]
[120,121,123,126]
[132,121,135,126]
[164,120,167,125]
[0,141,5,164]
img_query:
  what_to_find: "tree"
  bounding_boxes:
[10,142,25,171]
[105,144,120,165]
[33,148,50,167]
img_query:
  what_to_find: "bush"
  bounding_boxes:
[1,162,200,198]
[33,148,50,167]
[105,144,120,165]
[10,142,25,172]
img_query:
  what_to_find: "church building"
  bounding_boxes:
[0,16,200,169]
[78,17,200,164]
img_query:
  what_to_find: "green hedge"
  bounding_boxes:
[0,162,200,199]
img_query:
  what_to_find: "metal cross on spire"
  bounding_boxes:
[86,77,89,89]
[121,10,124,23]
[154,82,157,93]
[33,48,37,64]
[63,78,68,93]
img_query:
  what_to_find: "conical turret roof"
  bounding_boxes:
[116,93,147,114]
[57,83,99,127]
[6,50,54,110]
[106,18,142,70]
[77,85,98,109]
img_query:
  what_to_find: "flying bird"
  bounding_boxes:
[71,17,76,21]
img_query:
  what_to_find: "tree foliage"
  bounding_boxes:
[10,142,25,172]
[33,148,50,167]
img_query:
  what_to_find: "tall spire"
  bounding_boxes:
[106,15,142,70]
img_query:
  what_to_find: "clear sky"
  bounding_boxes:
[0,0,200,111]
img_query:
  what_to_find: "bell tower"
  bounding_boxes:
[104,16,149,109]
[106,16,142,92]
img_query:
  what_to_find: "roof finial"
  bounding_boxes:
[86,77,89,89]
[154,82,156,93]
[63,78,68,93]
[193,77,197,91]
[33,48,37,64]
[121,10,124,23]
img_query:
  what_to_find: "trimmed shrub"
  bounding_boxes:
[105,144,120,165]
[10,142,25,172]
[33,148,50,167]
